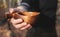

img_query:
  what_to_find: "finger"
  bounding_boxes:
[9,8,14,13]
[13,22,27,29]
[10,18,23,25]
[20,24,31,30]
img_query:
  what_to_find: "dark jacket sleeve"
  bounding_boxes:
[20,0,57,27]
[21,0,39,11]
[39,0,57,20]
[21,0,57,19]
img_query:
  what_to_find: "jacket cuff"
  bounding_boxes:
[17,2,30,11]
[17,6,28,12]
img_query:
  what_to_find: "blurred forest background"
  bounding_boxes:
[0,0,60,37]
[0,0,18,20]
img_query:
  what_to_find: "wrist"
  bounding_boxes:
[17,6,28,12]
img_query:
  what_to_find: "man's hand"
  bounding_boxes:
[9,8,32,30]
[10,18,31,30]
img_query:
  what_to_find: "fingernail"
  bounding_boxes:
[23,22,27,25]
[18,19,22,21]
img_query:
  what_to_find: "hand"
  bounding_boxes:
[9,7,32,30]
[10,18,32,30]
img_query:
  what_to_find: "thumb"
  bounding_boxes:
[9,8,14,13]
